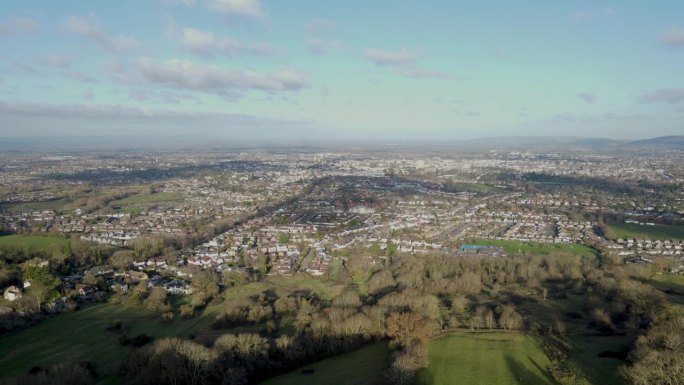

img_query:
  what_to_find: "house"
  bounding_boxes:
[88,265,114,277]
[163,279,191,295]
[76,284,98,297]
[3,286,22,301]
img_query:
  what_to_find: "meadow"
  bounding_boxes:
[0,302,222,384]
[0,235,70,252]
[469,238,599,257]
[606,221,684,240]
[417,332,554,385]
[259,342,391,385]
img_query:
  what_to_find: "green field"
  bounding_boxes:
[0,303,221,384]
[470,239,598,257]
[0,275,347,384]
[417,332,554,385]
[514,291,628,385]
[0,235,70,251]
[259,342,391,385]
[114,192,182,206]
[607,221,684,240]
[0,198,78,214]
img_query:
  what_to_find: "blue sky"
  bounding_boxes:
[0,0,683,140]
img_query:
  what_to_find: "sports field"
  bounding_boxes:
[0,235,69,251]
[607,221,684,240]
[470,238,598,257]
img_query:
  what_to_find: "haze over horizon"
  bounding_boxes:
[1,0,683,140]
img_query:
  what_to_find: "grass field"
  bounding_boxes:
[606,221,684,240]
[0,235,69,251]
[0,198,78,214]
[0,274,345,384]
[417,332,554,385]
[259,342,391,385]
[470,238,598,257]
[0,303,221,384]
[114,192,182,206]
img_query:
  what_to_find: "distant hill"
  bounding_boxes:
[453,136,684,152]
[620,136,684,150]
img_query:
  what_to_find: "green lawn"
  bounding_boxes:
[0,235,69,252]
[567,335,631,385]
[470,238,598,257]
[514,292,629,385]
[0,303,221,384]
[607,221,684,240]
[114,192,182,206]
[259,342,391,385]
[418,331,554,385]
[0,198,78,214]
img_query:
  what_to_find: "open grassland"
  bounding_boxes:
[417,332,554,385]
[0,275,347,384]
[567,335,631,385]
[114,192,182,206]
[0,198,79,214]
[512,291,629,385]
[0,235,69,252]
[607,221,684,240]
[0,302,222,384]
[470,238,598,257]
[259,342,391,385]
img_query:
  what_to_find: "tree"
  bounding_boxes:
[386,312,430,349]
[498,305,523,330]
[192,270,219,305]
[144,287,170,312]
[367,269,395,295]
[22,265,60,312]
[621,313,684,385]
[124,337,217,385]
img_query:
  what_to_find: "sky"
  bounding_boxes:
[0,0,683,141]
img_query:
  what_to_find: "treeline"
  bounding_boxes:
[121,250,639,385]
[2,245,676,384]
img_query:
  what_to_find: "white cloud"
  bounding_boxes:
[395,67,450,79]
[65,15,139,52]
[577,92,596,104]
[662,28,684,47]
[136,58,307,93]
[40,54,73,68]
[365,49,416,66]
[639,88,684,104]
[205,0,264,20]
[0,101,314,138]
[305,38,341,55]
[0,16,40,35]
[365,48,450,80]
[171,24,273,58]
[306,18,336,33]
[570,7,616,20]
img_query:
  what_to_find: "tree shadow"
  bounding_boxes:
[504,355,558,385]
